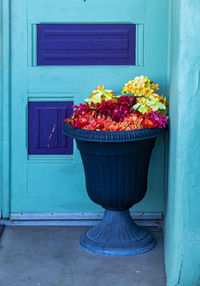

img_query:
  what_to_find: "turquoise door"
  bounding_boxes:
[10,0,168,215]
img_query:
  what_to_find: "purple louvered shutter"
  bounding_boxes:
[28,101,73,155]
[37,24,136,66]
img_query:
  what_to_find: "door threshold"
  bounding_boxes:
[10,211,163,221]
[0,219,162,227]
[1,212,163,227]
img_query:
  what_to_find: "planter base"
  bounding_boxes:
[80,209,155,256]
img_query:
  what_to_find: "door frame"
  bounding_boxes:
[0,0,11,218]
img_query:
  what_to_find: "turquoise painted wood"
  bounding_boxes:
[0,0,11,218]
[10,0,168,214]
[165,0,200,285]
[0,1,2,217]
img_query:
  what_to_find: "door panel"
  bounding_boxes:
[11,0,168,213]
[37,24,136,66]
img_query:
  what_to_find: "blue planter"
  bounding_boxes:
[63,123,167,256]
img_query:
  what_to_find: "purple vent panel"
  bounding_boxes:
[28,101,73,155]
[37,24,136,66]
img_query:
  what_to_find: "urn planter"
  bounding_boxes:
[63,123,167,256]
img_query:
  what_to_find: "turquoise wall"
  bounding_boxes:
[165,0,200,285]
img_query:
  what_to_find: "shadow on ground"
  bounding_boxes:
[0,226,165,286]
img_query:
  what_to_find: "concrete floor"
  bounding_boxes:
[0,226,165,286]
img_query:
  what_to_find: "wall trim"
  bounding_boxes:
[1,0,11,218]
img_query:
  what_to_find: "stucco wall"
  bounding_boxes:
[165,0,200,285]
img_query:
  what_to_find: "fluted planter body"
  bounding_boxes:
[63,123,166,256]
[76,139,154,210]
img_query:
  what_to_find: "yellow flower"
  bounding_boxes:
[123,76,168,114]
[147,100,167,113]
[151,82,159,92]
[134,95,167,115]
[85,86,114,104]
[137,97,147,105]
[144,88,154,96]
[138,105,149,114]
[148,94,162,102]
[121,76,157,97]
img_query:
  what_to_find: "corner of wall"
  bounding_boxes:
[164,0,200,285]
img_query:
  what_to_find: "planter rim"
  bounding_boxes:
[63,122,167,142]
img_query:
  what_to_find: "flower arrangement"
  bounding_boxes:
[64,76,168,131]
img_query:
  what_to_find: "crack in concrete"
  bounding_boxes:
[175,258,183,286]
[0,225,5,240]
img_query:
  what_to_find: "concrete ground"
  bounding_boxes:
[0,226,165,286]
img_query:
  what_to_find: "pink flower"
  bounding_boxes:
[142,111,167,128]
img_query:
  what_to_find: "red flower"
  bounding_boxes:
[94,96,136,122]
[63,96,167,131]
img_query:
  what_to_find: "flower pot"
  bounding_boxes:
[63,123,167,256]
